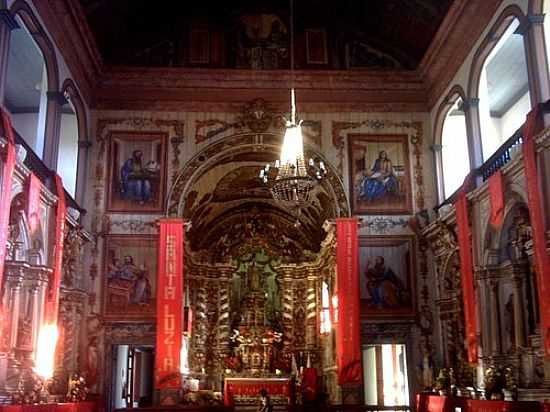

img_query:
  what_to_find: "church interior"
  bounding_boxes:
[2,0,550,411]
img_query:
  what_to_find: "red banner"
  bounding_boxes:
[454,183,478,364]
[155,218,184,389]
[0,108,17,327]
[335,218,362,385]
[44,175,66,324]
[488,169,505,228]
[26,173,42,237]
[522,105,550,358]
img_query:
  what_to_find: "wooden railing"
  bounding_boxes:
[12,130,85,215]
[478,127,523,182]
[435,101,550,213]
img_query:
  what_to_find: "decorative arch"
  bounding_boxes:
[10,0,59,92]
[467,5,526,99]
[61,78,89,204]
[167,132,348,261]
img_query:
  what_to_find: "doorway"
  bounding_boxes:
[363,343,410,411]
[112,345,155,409]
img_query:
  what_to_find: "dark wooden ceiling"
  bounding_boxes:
[78,0,454,70]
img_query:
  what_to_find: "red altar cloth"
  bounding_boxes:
[416,395,543,412]
[542,402,550,412]
[0,402,97,412]
[223,378,293,407]
[416,394,467,412]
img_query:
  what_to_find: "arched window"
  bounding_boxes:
[60,79,88,203]
[477,17,530,160]
[441,97,470,198]
[57,96,78,197]
[5,14,48,157]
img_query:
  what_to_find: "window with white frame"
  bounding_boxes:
[478,18,530,161]
[441,98,470,198]
[5,15,49,157]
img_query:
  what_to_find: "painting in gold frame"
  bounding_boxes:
[348,134,412,215]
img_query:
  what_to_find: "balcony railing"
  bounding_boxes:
[12,130,85,216]
[435,101,550,213]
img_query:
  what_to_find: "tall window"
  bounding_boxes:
[5,15,48,157]
[441,98,470,197]
[57,96,79,197]
[363,344,410,409]
[478,18,530,160]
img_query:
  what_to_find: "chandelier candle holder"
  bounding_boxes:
[260,0,326,213]
[259,91,327,209]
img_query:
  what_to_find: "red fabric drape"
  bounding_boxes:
[44,175,66,324]
[522,105,550,358]
[454,179,478,364]
[155,218,184,389]
[301,367,318,401]
[488,169,505,228]
[0,108,16,322]
[26,173,42,237]
[335,218,362,385]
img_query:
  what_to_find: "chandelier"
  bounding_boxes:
[259,0,326,211]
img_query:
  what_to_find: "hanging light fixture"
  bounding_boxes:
[259,0,326,213]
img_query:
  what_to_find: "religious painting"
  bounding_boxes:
[106,131,167,213]
[103,236,158,320]
[359,236,415,318]
[348,134,412,215]
[306,29,328,65]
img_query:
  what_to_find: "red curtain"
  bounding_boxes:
[522,105,550,358]
[454,184,478,364]
[26,173,42,237]
[335,218,362,385]
[0,108,16,325]
[155,218,184,389]
[44,175,66,324]
[488,169,505,228]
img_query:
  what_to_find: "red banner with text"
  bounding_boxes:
[44,175,66,325]
[0,108,17,336]
[522,105,550,358]
[155,219,184,389]
[26,173,42,237]
[455,185,478,364]
[335,218,362,385]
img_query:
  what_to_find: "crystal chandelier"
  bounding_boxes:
[259,0,326,211]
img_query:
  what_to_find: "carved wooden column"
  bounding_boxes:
[306,270,317,349]
[0,3,18,104]
[511,273,526,349]
[194,281,208,372]
[488,279,502,356]
[2,266,24,392]
[217,274,231,356]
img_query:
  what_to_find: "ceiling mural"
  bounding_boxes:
[168,132,348,263]
[78,0,454,69]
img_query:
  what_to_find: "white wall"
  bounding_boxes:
[11,112,38,150]
[441,113,469,197]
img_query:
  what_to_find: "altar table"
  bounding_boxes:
[416,395,543,412]
[0,402,97,412]
[223,377,293,407]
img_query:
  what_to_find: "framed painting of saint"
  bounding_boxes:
[348,134,412,215]
[106,131,167,213]
[359,236,415,319]
[103,236,158,320]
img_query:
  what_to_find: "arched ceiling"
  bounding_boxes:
[171,135,346,264]
[78,0,454,70]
